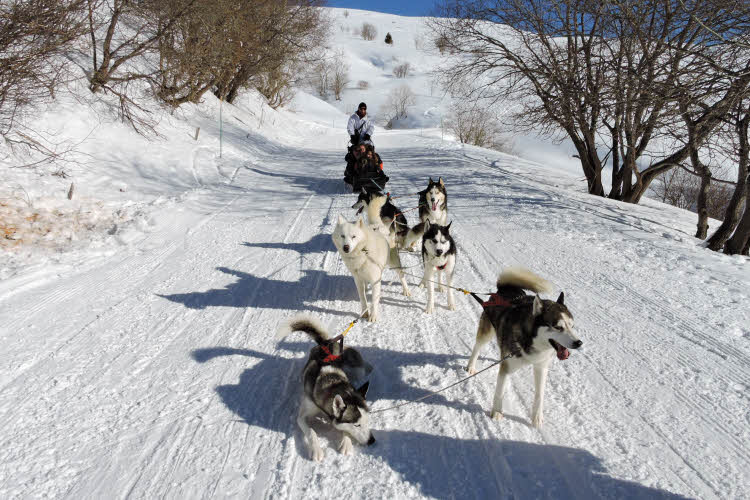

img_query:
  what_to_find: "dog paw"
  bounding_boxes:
[418,282,426,289]
[402,288,412,297]
[424,306,433,314]
[490,410,504,421]
[310,445,325,462]
[360,310,369,319]
[437,285,446,293]
[447,302,456,311]
[338,436,353,455]
[368,313,378,322]
[531,413,544,429]
[465,365,477,375]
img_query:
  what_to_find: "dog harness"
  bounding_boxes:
[481,293,513,309]
[320,343,340,364]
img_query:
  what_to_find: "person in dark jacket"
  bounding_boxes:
[344,143,367,187]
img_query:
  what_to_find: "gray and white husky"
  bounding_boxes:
[277,315,375,461]
[421,221,457,314]
[465,268,583,428]
[332,215,411,322]
[405,177,449,249]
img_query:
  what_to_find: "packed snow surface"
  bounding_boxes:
[1,8,749,500]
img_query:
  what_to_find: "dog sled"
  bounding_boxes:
[344,144,389,194]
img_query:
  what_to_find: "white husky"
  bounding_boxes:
[332,215,410,322]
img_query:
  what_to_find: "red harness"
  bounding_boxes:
[482,293,513,309]
[321,344,340,363]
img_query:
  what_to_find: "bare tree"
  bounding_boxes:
[1,1,87,138]
[430,0,750,202]
[706,106,750,252]
[393,62,410,78]
[331,52,349,101]
[447,99,514,152]
[384,85,416,126]
[211,0,328,104]
[360,22,377,41]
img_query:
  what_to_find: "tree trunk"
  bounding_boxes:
[706,114,749,250]
[723,172,750,255]
[695,168,711,239]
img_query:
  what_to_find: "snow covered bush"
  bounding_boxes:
[361,22,377,41]
[446,100,514,154]
[393,62,410,78]
[384,85,416,127]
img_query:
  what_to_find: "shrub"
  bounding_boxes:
[385,32,393,44]
[384,85,416,123]
[361,22,377,41]
[393,62,410,78]
[358,80,369,89]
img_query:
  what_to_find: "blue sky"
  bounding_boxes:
[324,0,439,17]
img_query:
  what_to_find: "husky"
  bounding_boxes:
[332,215,411,322]
[277,315,375,461]
[351,191,409,248]
[421,221,457,314]
[404,177,449,250]
[465,268,583,428]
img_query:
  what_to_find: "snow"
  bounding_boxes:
[1,7,749,500]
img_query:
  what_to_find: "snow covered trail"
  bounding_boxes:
[1,130,748,499]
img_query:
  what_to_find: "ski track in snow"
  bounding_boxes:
[1,131,749,499]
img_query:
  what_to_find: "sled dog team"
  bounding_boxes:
[277,177,584,461]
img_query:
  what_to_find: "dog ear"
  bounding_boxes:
[357,216,366,228]
[428,176,434,184]
[424,220,430,232]
[333,395,346,418]
[438,177,444,186]
[532,295,543,316]
[337,214,347,225]
[557,292,565,305]
[356,381,370,399]
[445,221,452,231]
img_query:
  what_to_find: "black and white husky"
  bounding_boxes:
[405,177,449,249]
[277,315,375,461]
[421,221,457,314]
[351,191,408,247]
[465,268,583,428]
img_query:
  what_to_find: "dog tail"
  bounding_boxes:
[276,314,330,345]
[497,267,553,294]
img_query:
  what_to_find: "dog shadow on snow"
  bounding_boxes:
[193,342,687,500]
[241,233,333,255]
[159,265,424,315]
[158,267,358,316]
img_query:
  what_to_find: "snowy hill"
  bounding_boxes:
[1,7,749,499]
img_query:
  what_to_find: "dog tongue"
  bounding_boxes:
[356,206,363,215]
[432,201,438,211]
[556,345,570,361]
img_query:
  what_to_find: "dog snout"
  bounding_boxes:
[343,244,350,253]
[367,434,376,446]
[572,340,583,349]
[435,249,443,256]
